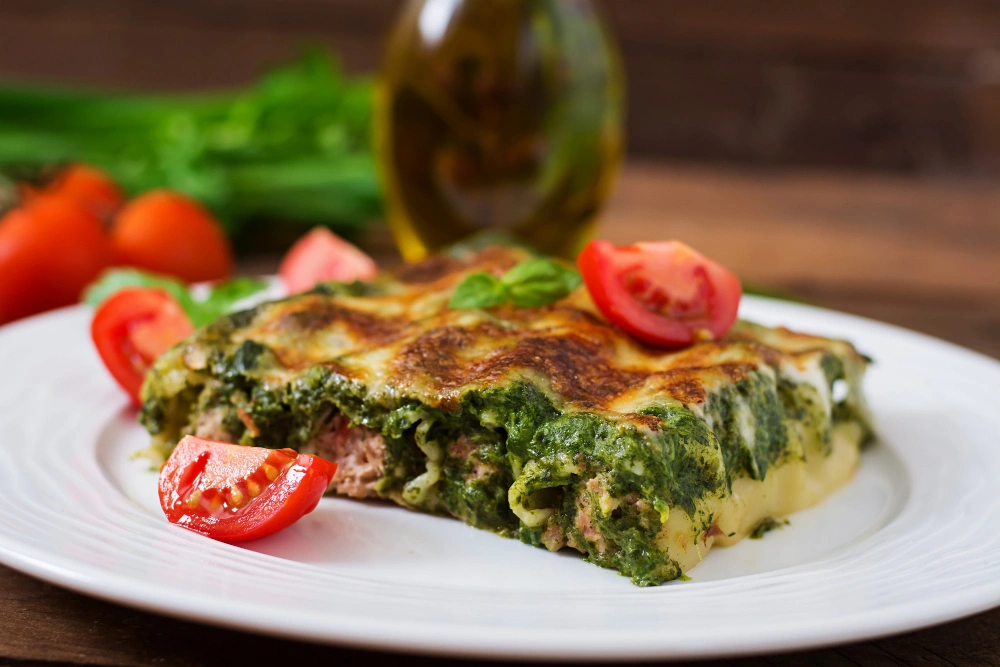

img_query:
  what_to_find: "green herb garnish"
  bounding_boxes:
[0,48,381,236]
[84,268,268,327]
[449,258,582,310]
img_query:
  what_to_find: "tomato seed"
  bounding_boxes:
[207,494,224,513]
[184,489,202,509]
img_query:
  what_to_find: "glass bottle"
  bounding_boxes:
[375,0,624,261]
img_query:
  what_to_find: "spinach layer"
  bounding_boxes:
[141,330,860,586]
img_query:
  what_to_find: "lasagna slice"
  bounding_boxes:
[140,245,872,585]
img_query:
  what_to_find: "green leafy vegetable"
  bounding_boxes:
[502,257,583,307]
[0,48,381,236]
[83,269,193,311]
[449,258,582,310]
[449,273,508,309]
[84,269,268,327]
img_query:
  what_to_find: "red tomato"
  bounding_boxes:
[111,190,233,283]
[577,239,742,347]
[0,195,117,325]
[24,164,125,219]
[158,435,338,542]
[90,287,194,404]
[279,227,378,294]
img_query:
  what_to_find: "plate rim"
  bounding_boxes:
[0,297,997,661]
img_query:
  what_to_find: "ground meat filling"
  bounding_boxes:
[192,407,232,442]
[307,415,386,498]
[447,436,498,481]
[567,476,614,555]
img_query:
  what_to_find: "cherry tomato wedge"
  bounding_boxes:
[577,239,742,347]
[279,227,378,294]
[158,435,338,542]
[90,287,194,404]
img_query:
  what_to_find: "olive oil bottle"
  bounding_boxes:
[375,0,624,261]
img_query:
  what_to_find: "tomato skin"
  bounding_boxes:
[90,287,194,404]
[0,195,116,325]
[24,164,125,219]
[577,239,742,347]
[279,227,378,294]
[111,190,233,283]
[158,436,338,542]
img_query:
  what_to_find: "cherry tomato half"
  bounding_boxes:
[577,239,742,347]
[90,287,194,404]
[278,227,378,294]
[158,435,338,542]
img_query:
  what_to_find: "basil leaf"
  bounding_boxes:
[450,258,582,310]
[449,272,508,309]
[501,258,582,307]
[507,278,575,308]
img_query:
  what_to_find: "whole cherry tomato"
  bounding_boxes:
[0,195,116,325]
[23,164,124,219]
[111,190,233,283]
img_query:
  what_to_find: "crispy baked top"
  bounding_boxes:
[151,245,863,415]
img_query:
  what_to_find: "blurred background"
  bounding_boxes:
[0,0,997,357]
[2,0,994,173]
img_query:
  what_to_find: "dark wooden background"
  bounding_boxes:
[2,0,1000,174]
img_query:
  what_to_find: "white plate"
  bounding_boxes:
[0,297,998,661]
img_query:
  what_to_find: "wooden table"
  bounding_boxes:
[3,163,998,667]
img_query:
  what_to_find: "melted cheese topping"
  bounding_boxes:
[170,245,867,418]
